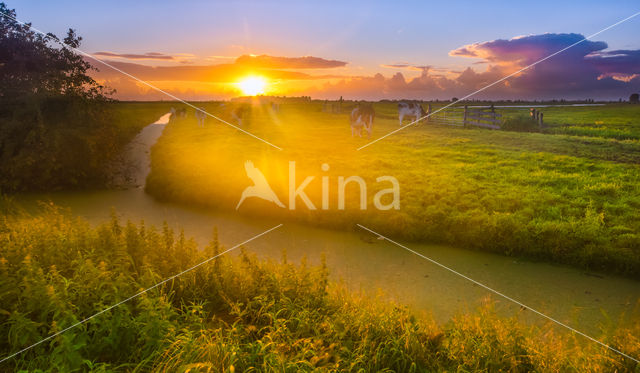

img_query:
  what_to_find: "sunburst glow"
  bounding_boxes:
[238,76,267,96]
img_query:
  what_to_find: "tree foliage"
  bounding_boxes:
[0,3,122,191]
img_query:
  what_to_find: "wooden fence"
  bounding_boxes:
[530,108,545,127]
[463,106,501,129]
[426,105,501,129]
[425,105,465,127]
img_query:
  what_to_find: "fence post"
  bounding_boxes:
[463,106,468,128]
[539,112,544,128]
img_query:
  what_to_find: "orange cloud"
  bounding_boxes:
[234,54,347,69]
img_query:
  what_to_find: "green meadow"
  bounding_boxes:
[1,206,638,371]
[146,101,640,277]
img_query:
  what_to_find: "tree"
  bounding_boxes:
[0,4,106,101]
[0,3,124,191]
[630,93,639,104]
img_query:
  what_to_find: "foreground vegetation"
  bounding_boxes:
[0,206,638,371]
[147,101,640,277]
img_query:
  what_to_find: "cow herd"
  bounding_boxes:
[349,101,429,138]
[169,101,430,139]
[169,104,253,128]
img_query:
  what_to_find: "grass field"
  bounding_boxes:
[145,101,640,277]
[496,104,640,140]
[1,206,638,371]
[108,102,177,137]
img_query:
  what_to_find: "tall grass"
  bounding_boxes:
[0,205,638,371]
[500,104,640,140]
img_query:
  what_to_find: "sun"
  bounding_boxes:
[238,76,267,96]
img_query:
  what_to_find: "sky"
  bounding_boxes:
[9,0,640,100]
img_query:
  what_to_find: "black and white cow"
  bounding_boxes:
[398,101,427,126]
[195,107,206,127]
[350,104,375,138]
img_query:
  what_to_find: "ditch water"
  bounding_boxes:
[15,113,640,337]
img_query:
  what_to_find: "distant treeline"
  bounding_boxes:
[228,95,629,105]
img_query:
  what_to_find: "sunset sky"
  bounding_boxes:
[12,0,640,100]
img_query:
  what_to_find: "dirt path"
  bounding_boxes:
[110,113,171,188]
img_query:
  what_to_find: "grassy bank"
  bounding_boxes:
[108,102,176,143]
[0,206,638,371]
[146,102,640,277]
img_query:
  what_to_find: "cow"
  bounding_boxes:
[232,105,249,127]
[176,108,187,118]
[350,104,375,138]
[195,107,206,127]
[398,101,427,126]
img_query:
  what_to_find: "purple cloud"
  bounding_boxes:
[586,49,640,81]
[449,33,639,99]
[450,33,607,65]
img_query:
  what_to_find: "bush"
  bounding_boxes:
[501,114,540,132]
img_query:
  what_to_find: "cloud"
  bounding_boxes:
[450,33,608,67]
[88,60,321,83]
[305,70,464,100]
[380,63,429,71]
[446,33,640,99]
[87,53,349,92]
[205,55,236,61]
[234,54,347,69]
[586,49,640,81]
[94,51,177,61]
[91,34,640,100]
[309,33,640,100]
[86,54,346,99]
[93,51,198,65]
